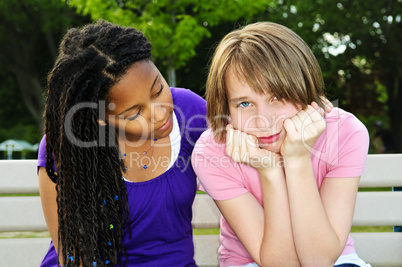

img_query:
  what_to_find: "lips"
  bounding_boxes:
[258,132,281,144]
[157,116,172,131]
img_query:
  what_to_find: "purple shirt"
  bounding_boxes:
[38,88,207,266]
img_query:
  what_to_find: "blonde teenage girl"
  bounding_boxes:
[192,22,369,267]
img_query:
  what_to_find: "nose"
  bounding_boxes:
[151,103,167,123]
[252,105,275,130]
[253,114,271,130]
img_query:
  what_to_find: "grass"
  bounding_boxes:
[0,231,50,239]
[351,226,393,232]
[193,228,220,235]
[0,193,39,197]
[192,226,395,236]
[358,187,392,192]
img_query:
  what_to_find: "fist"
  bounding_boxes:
[281,104,326,158]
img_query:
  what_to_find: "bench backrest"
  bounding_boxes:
[1,154,402,266]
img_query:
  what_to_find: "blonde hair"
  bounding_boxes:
[206,22,325,142]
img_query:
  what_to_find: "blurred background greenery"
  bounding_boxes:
[0,0,401,159]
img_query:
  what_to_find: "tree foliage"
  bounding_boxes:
[287,0,402,151]
[64,0,275,85]
[0,0,89,143]
[180,0,402,151]
[1,0,401,152]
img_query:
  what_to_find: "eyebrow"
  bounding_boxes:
[118,73,159,115]
[229,97,250,104]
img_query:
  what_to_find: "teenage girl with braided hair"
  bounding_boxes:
[38,20,206,266]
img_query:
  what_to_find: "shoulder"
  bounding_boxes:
[192,129,239,174]
[171,87,206,112]
[191,129,251,200]
[37,135,57,177]
[193,129,225,155]
[316,108,369,178]
[324,108,369,144]
[325,108,367,133]
[192,129,226,168]
[37,135,47,168]
[171,87,207,142]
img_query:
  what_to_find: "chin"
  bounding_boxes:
[259,143,281,153]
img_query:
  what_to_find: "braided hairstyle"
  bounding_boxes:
[44,20,152,266]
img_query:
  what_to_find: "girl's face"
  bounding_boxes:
[225,68,301,153]
[106,60,173,143]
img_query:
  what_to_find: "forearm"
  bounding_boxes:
[258,169,300,267]
[284,156,343,266]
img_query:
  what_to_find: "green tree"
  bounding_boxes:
[0,0,89,142]
[245,0,401,151]
[293,0,402,151]
[64,0,275,86]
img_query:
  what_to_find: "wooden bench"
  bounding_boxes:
[1,154,401,266]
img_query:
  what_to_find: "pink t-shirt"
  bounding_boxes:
[191,108,369,267]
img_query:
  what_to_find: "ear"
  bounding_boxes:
[97,119,107,126]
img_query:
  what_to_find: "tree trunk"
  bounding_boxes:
[12,69,45,131]
[167,4,177,88]
[387,74,402,152]
[167,67,176,87]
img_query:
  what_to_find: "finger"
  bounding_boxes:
[247,134,259,148]
[310,103,325,119]
[249,135,270,159]
[293,110,308,132]
[283,118,296,136]
[245,133,260,158]
[226,124,234,157]
[307,105,324,123]
[240,132,249,161]
[319,96,334,113]
[304,106,327,138]
[232,129,242,162]
[311,101,320,110]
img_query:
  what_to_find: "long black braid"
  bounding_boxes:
[44,20,152,266]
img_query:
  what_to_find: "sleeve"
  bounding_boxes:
[171,87,207,147]
[325,113,369,178]
[37,135,57,174]
[37,135,47,169]
[191,131,248,201]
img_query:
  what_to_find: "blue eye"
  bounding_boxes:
[237,102,251,108]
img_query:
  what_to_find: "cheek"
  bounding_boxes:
[110,116,150,137]
[162,85,173,105]
[273,106,299,126]
[229,109,249,132]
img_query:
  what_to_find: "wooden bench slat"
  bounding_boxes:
[192,194,221,229]
[2,155,402,193]
[0,238,51,267]
[3,190,402,232]
[351,232,402,267]
[193,235,220,267]
[0,160,39,194]
[360,154,402,187]
[0,196,47,232]
[353,191,402,226]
